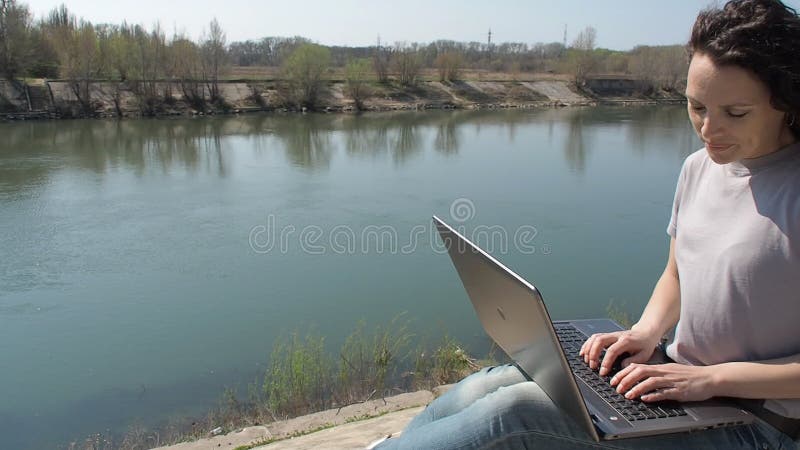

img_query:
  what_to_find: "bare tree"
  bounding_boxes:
[170,34,205,110]
[373,36,390,83]
[105,23,135,81]
[568,26,597,85]
[435,51,463,82]
[0,0,33,79]
[202,18,227,102]
[344,57,371,110]
[129,23,168,114]
[630,45,687,92]
[658,45,687,90]
[391,43,421,85]
[44,8,100,115]
[572,27,596,52]
[70,22,100,112]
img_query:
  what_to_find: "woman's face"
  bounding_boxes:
[685,52,796,164]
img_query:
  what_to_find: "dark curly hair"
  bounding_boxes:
[688,0,800,137]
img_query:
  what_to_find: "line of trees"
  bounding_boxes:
[1,1,231,114]
[228,37,567,75]
[1,0,688,114]
[228,34,686,91]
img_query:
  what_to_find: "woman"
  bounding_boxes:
[376,0,800,448]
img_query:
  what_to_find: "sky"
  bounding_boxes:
[21,0,800,50]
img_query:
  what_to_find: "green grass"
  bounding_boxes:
[262,330,331,417]
[606,299,636,329]
[69,304,647,449]
[69,316,491,449]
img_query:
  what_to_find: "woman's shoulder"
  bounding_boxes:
[677,148,713,183]
[682,148,711,171]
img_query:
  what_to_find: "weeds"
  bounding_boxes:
[70,310,600,449]
[70,317,489,449]
[606,299,636,329]
[409,335,481,390]
[335,314,413,406]
[65,291,641,447]
[263,331,332,417]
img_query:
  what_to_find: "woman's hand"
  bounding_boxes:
[609,363,717,402]
[578,328,661,376]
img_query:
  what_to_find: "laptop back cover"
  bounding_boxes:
[434,216,600,442]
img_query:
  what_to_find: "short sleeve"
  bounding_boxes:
[667,157,691,238]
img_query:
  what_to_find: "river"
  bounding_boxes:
[0,106,699,449]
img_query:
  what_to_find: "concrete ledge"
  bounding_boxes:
[153,389,439,450]
[255,406,424,450]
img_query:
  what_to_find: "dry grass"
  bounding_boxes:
[224,66,572,83]
[67,317,497,450]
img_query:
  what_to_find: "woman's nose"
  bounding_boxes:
[700,112,724,140]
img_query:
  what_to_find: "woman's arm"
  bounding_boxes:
[605,241,800,403]
[611,353,800,402]
[712,354,800,399]
[630,237,681,340]
[587,238,682,376]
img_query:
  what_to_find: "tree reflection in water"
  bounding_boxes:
[0,106,694,197]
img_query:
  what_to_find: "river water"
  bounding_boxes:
[0,107,699,448]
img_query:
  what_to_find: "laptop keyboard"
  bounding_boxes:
[553,323,687,422]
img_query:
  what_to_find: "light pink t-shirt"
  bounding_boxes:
[666,143,800,418]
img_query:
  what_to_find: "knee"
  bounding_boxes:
[452,364,526,401]
[466,363,519,382]
[475,382,555,418]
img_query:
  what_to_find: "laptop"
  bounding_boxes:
[433,216,754,441]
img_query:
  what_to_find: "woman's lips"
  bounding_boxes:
[706,143,733,152]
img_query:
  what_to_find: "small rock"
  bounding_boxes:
[210,426,223,436]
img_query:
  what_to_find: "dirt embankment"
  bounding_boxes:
[0,77,685,121]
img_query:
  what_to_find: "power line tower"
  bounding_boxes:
[488,28,492,47]
[563,24,568,48]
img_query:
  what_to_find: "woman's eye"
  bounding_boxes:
[728,111,748,118]
[691,106,706,112]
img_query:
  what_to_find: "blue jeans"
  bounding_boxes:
[377,364,797,449]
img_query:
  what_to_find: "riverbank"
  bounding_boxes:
[0,76,685,121]
[152,386,453,450]
[59,318,488,450]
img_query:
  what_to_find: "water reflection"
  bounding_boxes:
[624,106,697,159]
[392,119,421,164]
[435,119,459,154]
[565,109,588,172]
[0,106,695,196]
[271,115,333,170]
[344,117,389,158]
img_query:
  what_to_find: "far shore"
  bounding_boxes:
[0,75,685,122]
